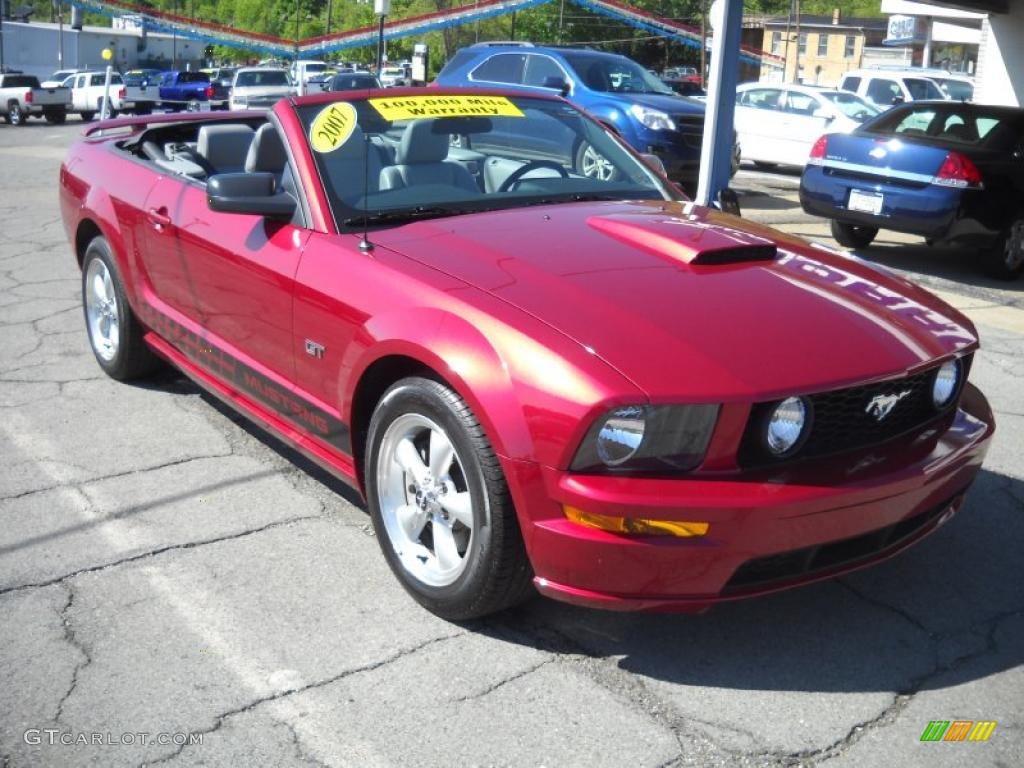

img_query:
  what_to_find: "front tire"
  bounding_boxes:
[366,377,533,620]
[985,218,1024,280]
[7,101,24,126]
[831,219,878,249]
[81,236,161,380]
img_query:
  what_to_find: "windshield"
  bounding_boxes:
[236,70,290,87]
[905,78,944,100]
[562,53,675,95]
[935,78,974,101]
[299,94,676,229]
[177,71,210,83]
[819,91,879,121]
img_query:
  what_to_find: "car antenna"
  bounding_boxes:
[359,132,374,253]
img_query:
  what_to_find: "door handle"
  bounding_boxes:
[147,207,171,229]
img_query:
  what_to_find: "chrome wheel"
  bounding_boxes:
[1002,220,1024,272]
[376,413,475,587]
[84,258,120,362]
[579,144,615,181]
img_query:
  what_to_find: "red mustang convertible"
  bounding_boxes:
[60,89,993,619]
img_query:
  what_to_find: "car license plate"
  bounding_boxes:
[848,189,883,215]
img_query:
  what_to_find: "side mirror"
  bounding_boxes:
[541,76,570,97]
[891,95,905,105]
[640,152,666,176]
[207,173,295,219]
[715,188,741,217]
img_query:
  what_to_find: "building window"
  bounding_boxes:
[817,34,829,57]
[772,31,782,54]
[845,35,856,58]
[798,32,808,56]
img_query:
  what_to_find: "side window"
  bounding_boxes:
[91,74,105,86]
[783,91,818,115]
[744,88,783,110]
[523,55,565,88]
[841,76,860,93]
[75,75,86,88]
[866,78,900,106]
[470,54,526,85]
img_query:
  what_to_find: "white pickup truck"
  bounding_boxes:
[61,71,134,121]
[0,73,71,125]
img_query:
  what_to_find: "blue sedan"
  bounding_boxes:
[800,101,1024,279]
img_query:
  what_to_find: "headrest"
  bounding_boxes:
[396,119,449,165]
[245,123,288,173]
[197,124,255,170]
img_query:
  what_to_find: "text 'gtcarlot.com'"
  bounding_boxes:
[24,729,203,747]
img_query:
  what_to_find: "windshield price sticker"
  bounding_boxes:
[310,102,358,153]
[368,95,524,121]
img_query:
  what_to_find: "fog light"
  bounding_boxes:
[564,505,709,538]
[766,397,808,456]
[932,359,960,408]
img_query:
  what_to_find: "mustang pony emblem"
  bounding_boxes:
[866,390,913,421]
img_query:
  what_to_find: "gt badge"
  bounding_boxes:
[866,390,912,421]
[305,339,325,359]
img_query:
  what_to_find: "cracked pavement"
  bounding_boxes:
[1,124,1022,767]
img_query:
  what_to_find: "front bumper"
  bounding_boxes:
[504,384,993,612]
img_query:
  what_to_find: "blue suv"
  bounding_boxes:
[434,42,737,191]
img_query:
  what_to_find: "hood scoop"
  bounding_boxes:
[587,213,778,267]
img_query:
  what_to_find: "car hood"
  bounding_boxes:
[608,91,704,114]
[372,201,977,400]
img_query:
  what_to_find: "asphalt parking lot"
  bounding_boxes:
[1,120,1022,768]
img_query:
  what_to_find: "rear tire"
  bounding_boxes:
[7,101,24,126]
[80,111,95,122]
[366,377,533,620]
[984,218,1024,280]
[831,219,878,249]
[752,161,777,170]
[81,236,161,380]
[44,109,67,124]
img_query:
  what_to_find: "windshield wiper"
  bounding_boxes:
[343,206,469,227]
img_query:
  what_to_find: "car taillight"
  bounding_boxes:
[933,151,982,188]
[205,85,214,99]
[807,134,828,165]
[118,87,126,99]
[24,90,32,104]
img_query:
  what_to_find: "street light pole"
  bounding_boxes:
[374,0,390,73]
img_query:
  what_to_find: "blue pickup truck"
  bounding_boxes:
[158,71,213,110]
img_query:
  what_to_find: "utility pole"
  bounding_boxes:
[792,0,802,83]
[326,0,333,35]
[700,0,707,88]
[57,1,64,68]
[0,0,6,74]
[783,0,792,83]
[375,0,390,73]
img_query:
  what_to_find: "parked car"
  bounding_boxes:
[0,72,70,125]
[60,89,992,618]
[290,60,329,89]
[206,67,238,106]
[61,71,131,120]
[734,83,879,168]
[838,68,947,110]
[862,67,974,102]
[326,72,381,92]
[123,69,162,87]
[662,78,705,98]
[800,101,1024,278]
[229,68,293,110]
[379,66,409,87]
[42,68,81,88]
[435,42,737,191]
[157,70,214,110]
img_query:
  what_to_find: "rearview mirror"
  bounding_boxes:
[207,173,296,219]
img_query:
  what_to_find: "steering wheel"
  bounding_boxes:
[498,160,569,192]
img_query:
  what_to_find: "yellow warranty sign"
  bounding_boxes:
[368,95,524,122]
[310,102,358,153]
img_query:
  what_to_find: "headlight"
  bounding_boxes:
[932,359,961,408]
[765,397,810,456]
[628,104,676,131]
[571,404,719,473]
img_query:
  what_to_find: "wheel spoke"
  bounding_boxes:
[395,437,429,484]
[432,520,461,571]
[103,273,115,305]
[396,503,427,540]
[92,272,107,303]
[428,428,455,479]
[440,490,473,529]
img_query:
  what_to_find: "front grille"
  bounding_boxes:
[723,494,960,593]
[739,358,970,467]
[672,115,704,149]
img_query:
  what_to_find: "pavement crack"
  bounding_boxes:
[139,630,465,767]
[53,583,92,724]
[836,580,935,636]
[0,515,324,598]
[450,659,553,703]
[281,721,329,768]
